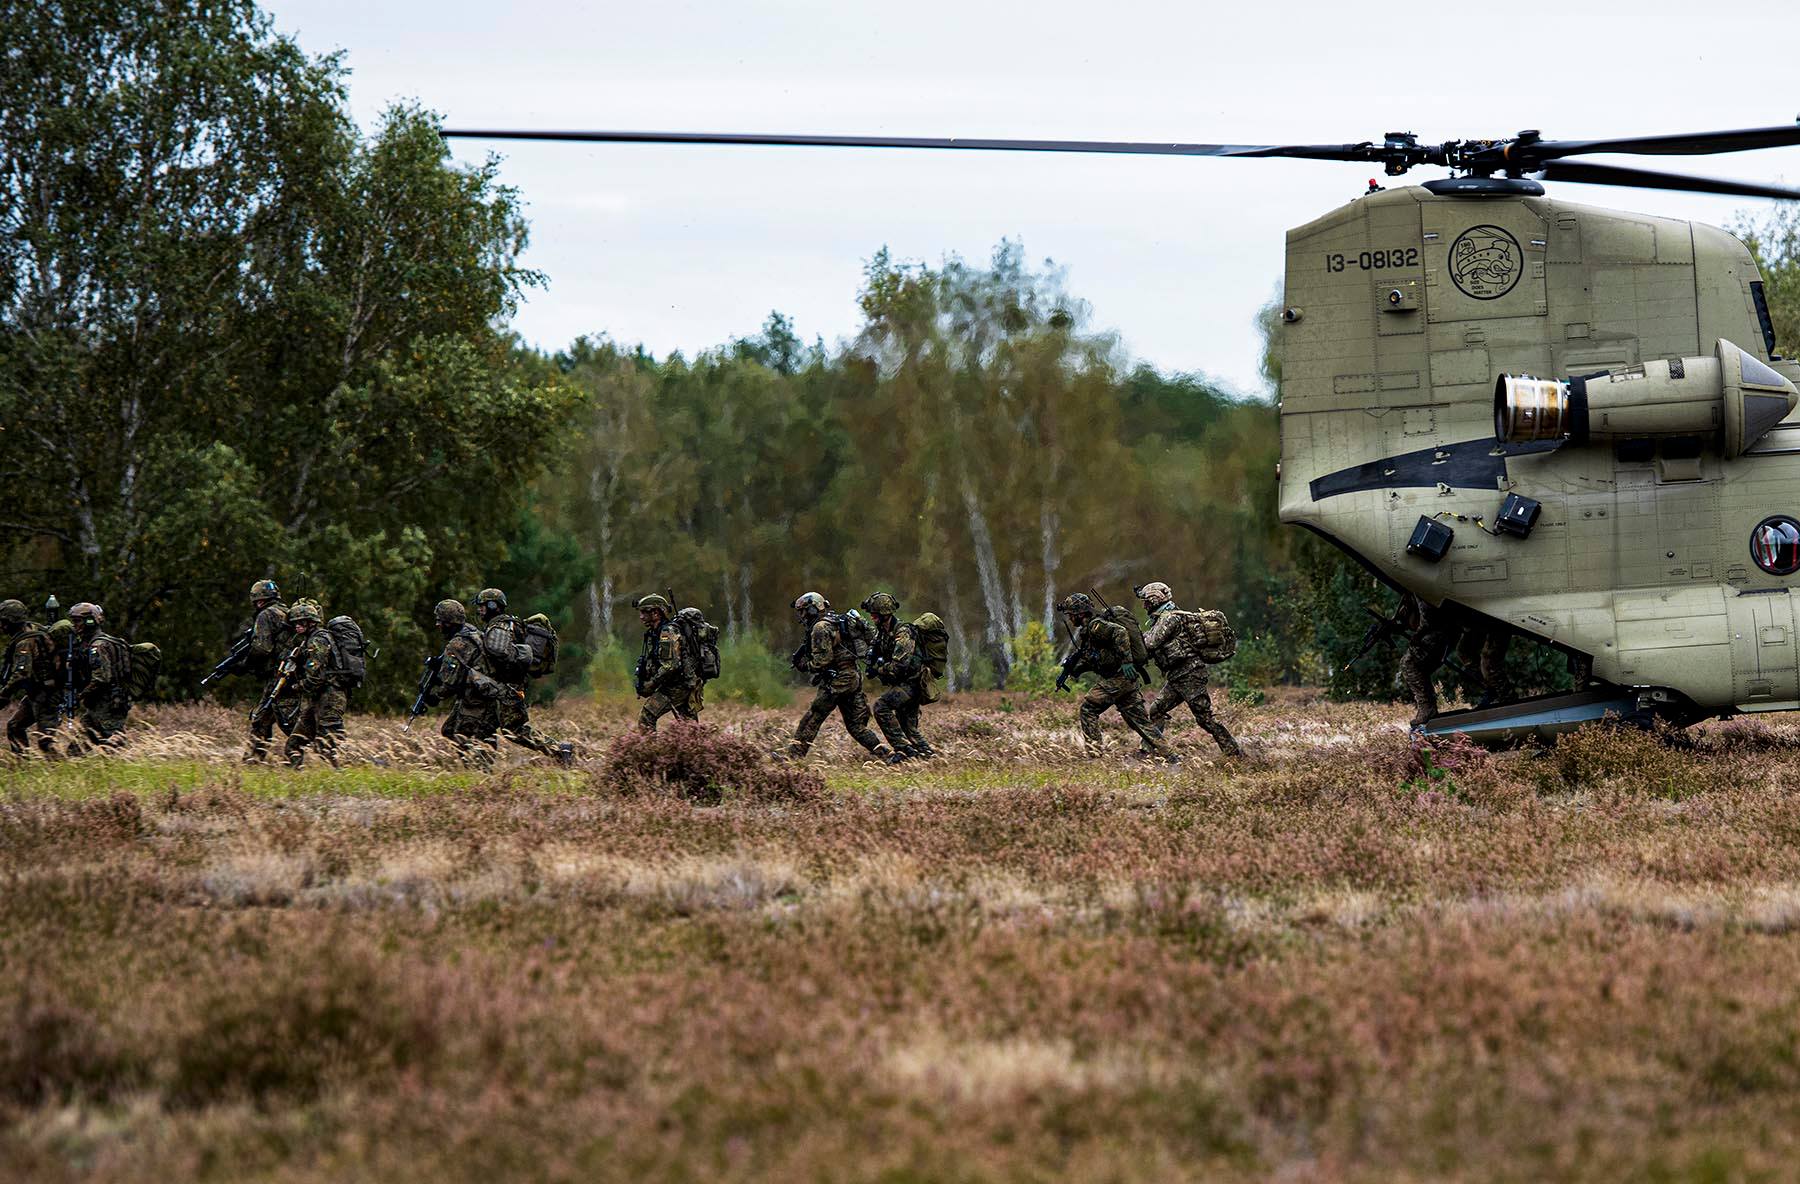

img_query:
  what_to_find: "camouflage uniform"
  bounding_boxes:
[428,601,506,768]
[1397,594,1509,725]
[0,601,59,755]
[635,595,703,731]
[284,602,346,768]
[474,589,569,760]
[69,604,131,749]
[1059,595,1174,760]
[865,593,936,759]
[789,593,889,760]
[245,589,299,760]
[1140,596,1241,757]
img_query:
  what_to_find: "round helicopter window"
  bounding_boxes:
[1751,516,1800,576]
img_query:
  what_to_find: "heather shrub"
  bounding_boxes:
[1546,723,1707,799]
[0,989,140,1106]
[600,722,824,805]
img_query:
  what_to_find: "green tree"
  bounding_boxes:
[0,1,581,702]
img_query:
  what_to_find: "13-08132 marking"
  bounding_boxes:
[1324,247,1419,272]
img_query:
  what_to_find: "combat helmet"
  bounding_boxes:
[68,602,105,628]
[476,587,508,617]
[434,599,467,627]
[860,591,900,617]
[249,578,279,604]
[1056,593,1094,617]
[792,592,829,619]
[1136,582,1173,610]
[0,599,26,629]
[635,594,672,617]
[288,599,323,626]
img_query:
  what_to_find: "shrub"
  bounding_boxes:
[711,632,800,707]
[600,722,824,805]
[0,990,139,1106]
[1004,622,1061,696]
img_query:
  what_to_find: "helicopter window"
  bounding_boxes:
[1615,440,1655,464]
[1751,282,1778,358]
[1751,516,1800,576]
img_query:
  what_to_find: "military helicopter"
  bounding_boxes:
[441,121,1800,740]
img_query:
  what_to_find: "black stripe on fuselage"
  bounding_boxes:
[1307,437,1560,501]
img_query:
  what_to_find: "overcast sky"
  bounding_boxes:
[262,0,1800,396]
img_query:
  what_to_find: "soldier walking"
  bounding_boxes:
[282,599,347,768]
[0,599,60,756]
[862,591,936,760]
[633,594,702,731]
[1056,593,1177,762]
[1137,582,1241,757]
[1397,593,1509,726]
[423,598,507,767]
[473,588,572,763]
[245,579,298,762]
[787,592,893,762]
[67,602,131,750]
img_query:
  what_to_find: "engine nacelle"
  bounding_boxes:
[1495,338,1798,457]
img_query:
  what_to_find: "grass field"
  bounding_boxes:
[6,689,1800,1182]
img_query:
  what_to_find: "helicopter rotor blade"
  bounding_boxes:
[1534,160,1800,201]
[1526,124,1800,162]
[437,127,1396,162]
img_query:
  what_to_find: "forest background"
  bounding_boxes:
[5,1,1800,709]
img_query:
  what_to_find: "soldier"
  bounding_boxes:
[67,602,131,749]
[1056,593,1177,762]
[787,592,893,762]
[424,598,507,767]
[282,599,347,768]
[633,594,702,731]
[245,578,298,762]
[472,588,572,763]
[862,591,936,760]
[1137,582,1241,758]
[1397,593,1510,726]
[0,599,60,756]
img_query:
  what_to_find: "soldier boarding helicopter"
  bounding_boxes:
[441,121,1800,741]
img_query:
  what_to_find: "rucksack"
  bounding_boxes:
[910,613,949,678]
[838,610,875,662]
[520,613,559,678]
[8,626,56,686]
[125,642,162,701]
[1103,604,1151,670]
[324,616,368,688]
[675,607,722,682]
[1188,608,1238,663]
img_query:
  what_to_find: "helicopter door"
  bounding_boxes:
[1726,590,1800,707]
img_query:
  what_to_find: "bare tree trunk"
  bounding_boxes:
[1008,560,1025,638]
[721,570,736,641]
[738,564,753,639]
[957,465,1011,662]
[942,568,971,693]
[587,580,605,651]
[1040,497,1061,630]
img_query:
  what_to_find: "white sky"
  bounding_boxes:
[263,0,1800,396]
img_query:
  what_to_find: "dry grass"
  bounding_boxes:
[6,689,1800,1181]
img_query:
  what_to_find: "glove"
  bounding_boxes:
[1121,663,1140,684]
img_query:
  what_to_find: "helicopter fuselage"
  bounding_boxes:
[1277,185,1800,719]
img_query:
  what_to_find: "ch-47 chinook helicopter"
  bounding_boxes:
[442,121,1800,740]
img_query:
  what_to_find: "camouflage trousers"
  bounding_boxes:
[442,697,501,769]
[246,683,300,762]
[5,692,60,755]
[72,697,130,753]
[873,675,935,755]
[1079,674,1175,759]
[495,686,566,758]
[638,681,704,731]
[285,688,347,768]
[791,668,886,757]
[1401,613,1509,725]
[1146,665,1241,756]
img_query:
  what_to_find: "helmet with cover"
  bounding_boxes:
[635,594,672,616]
[792,592,829,620]
[249,578,280,604]
[433,599,467,628]
[476,587,508,618]
[0,599,26,629]
[69,602,105,628]
[287,599,323,627]
[860,591,900,618]
[1056,593,1094,618]
[1136,581,1173,610]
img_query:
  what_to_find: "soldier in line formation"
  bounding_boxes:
[419,592,572,768]
[1,598,149,756]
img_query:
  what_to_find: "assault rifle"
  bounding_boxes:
[253,647,299,728]
[402,653,442,732]
[200,630,255,688]
[1344,604,1481,684]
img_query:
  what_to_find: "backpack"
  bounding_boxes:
[9,626,57,686]
[675,607,722,682]
[1103,604,1151,670]
[125,642,162,701]
[838,610,876,662]
[1188,608,1238,663]
[520,613,559,678]
[324,616,368,688]
[910,613,949,679]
